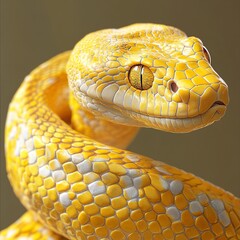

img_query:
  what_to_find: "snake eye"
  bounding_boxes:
[203,46,211,63]
[128,65,154,90]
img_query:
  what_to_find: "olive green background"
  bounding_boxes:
[1,0,239,230]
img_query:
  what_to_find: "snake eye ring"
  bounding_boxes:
[128,64,154,90]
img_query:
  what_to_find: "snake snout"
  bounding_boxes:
[200,83,229,123]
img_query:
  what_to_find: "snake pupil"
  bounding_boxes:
[140,65,143,89]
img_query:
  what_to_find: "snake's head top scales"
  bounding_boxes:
[67,23,229,133]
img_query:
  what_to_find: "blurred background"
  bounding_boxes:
[1,0,239,230]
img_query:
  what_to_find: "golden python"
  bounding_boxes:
[1,24,239,240]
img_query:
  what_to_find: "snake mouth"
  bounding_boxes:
[79,92,227,133]
[210,101,226,108]
[127,103,227,133]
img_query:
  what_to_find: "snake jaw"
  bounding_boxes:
[126,103,227,133]
[75,89,228,133]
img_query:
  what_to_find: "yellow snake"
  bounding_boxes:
[1,24,239,240]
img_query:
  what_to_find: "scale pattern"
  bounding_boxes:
[1,24,240,240]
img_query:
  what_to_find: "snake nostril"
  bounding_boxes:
[170,81,178,93]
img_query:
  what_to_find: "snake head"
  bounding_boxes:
[67,23,229,133]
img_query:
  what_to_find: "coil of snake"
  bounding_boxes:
[0,23,239,240]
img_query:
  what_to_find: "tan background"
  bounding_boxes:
[0,0,239,230]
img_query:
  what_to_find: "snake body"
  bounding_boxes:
[1,24,240,239]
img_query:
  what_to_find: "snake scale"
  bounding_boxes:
[1,24,239,240]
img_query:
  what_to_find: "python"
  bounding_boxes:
[1,24,239,240]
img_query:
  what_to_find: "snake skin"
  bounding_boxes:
[1,24,239,240]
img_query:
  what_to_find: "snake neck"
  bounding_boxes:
[69,92,139,149]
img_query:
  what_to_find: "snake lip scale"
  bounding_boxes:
[1,23,239,240]
[81,93,227,132]
[127,104,227,132]
[123,100,227,120]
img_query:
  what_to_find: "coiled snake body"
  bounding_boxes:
[1,24,239,239]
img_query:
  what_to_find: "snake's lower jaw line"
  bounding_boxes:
[130,104,227,134]
[202,104,227,124]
